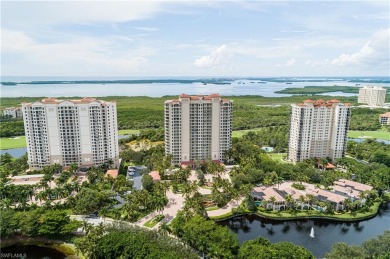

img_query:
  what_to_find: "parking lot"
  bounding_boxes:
[127,166,145,190]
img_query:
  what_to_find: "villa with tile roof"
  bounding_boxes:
[251,180,373,211]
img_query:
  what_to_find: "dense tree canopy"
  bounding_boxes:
[72,188,113,214]
[171,214,240,258]
[0,208,80,237]
[325,231,390,259]
[0,96,385,137]
[95,228,198,259]
[238,237,314,259]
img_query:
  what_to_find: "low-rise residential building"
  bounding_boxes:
[251,180,373,211]
[379,112,390,125]
[149,171,161,181]
[2,107,22,118]
[105,169,119,179]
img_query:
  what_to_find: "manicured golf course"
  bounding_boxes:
[348,130,390,140]
[0,136,26,150]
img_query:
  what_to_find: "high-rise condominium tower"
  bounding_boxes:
[288,99,352,163]
[358,86,387,106]
[22,97,119,170]
[164,93,233,165]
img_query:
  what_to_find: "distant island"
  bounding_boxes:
[2,77,389,86]
[1,79,231,86]
[275,85,390,95]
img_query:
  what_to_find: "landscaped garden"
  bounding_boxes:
[143,215,165,228]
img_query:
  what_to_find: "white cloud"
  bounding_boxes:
[194,44,232,69]
[331,43,374,65]
[285,58,296,67]
[1,1,164,28]
[332,28,390,67]
[305,59,330,67]
[132,27,158,32]
[1,29,151,76]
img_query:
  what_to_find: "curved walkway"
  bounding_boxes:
[207,197,244,218]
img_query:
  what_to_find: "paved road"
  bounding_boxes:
[113,194,125,209]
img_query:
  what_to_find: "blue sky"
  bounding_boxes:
[1,1,389,77]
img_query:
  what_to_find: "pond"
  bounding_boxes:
[0,147,27,158]
[1,245,67,259]
[348,138,390,145]
[218,202,390,258]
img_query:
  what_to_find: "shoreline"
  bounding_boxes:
[212,200,385,223]
[0,236,80,258]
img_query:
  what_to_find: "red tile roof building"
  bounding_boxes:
[288,99,351,162]
[380,112,390,125]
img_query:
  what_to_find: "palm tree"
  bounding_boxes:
[285,194,294,209]
[182,181,198,200]
[72,181,81,193]
[158,222,170,237]
[154,195,168,215]
[306,194,315,207]
[107,159,114,169]
[69,163,78,176]
[319,158,328,170]
[155,181,170,196]
[99,206,109,223]
[276,176,283,190]
[82,220,93,234]
[343,198,352,212]
[298,195,306,210]
[269,196,276,210]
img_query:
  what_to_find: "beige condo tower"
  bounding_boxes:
[164,93,233,165]
[22,97,119,170]
[288,99,352,163]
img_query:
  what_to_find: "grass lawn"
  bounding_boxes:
[232,128,263,138]
[348,130,390,140]
[118,129,140,136]
[144,215,165,228]
[206,206,220,211]
[268,153,287,162]
[209,211,233,220]
[0,136,26,150]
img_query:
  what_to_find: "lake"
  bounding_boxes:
[218,202,390,258]
[0,147,27,158]
[1,78,388,97]
[1,245,67,259]
[349,138,390,145]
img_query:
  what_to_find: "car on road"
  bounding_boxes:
[128,166,135,176]
[85,213,98,218]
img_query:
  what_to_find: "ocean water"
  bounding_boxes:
[1,77,389,97]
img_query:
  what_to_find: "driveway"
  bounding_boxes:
[137,190,185,228]
[127,168,143,190]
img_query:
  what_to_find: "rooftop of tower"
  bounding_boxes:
[295,99,352,108]
[22,97,115,106]
[166,93,232,104]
